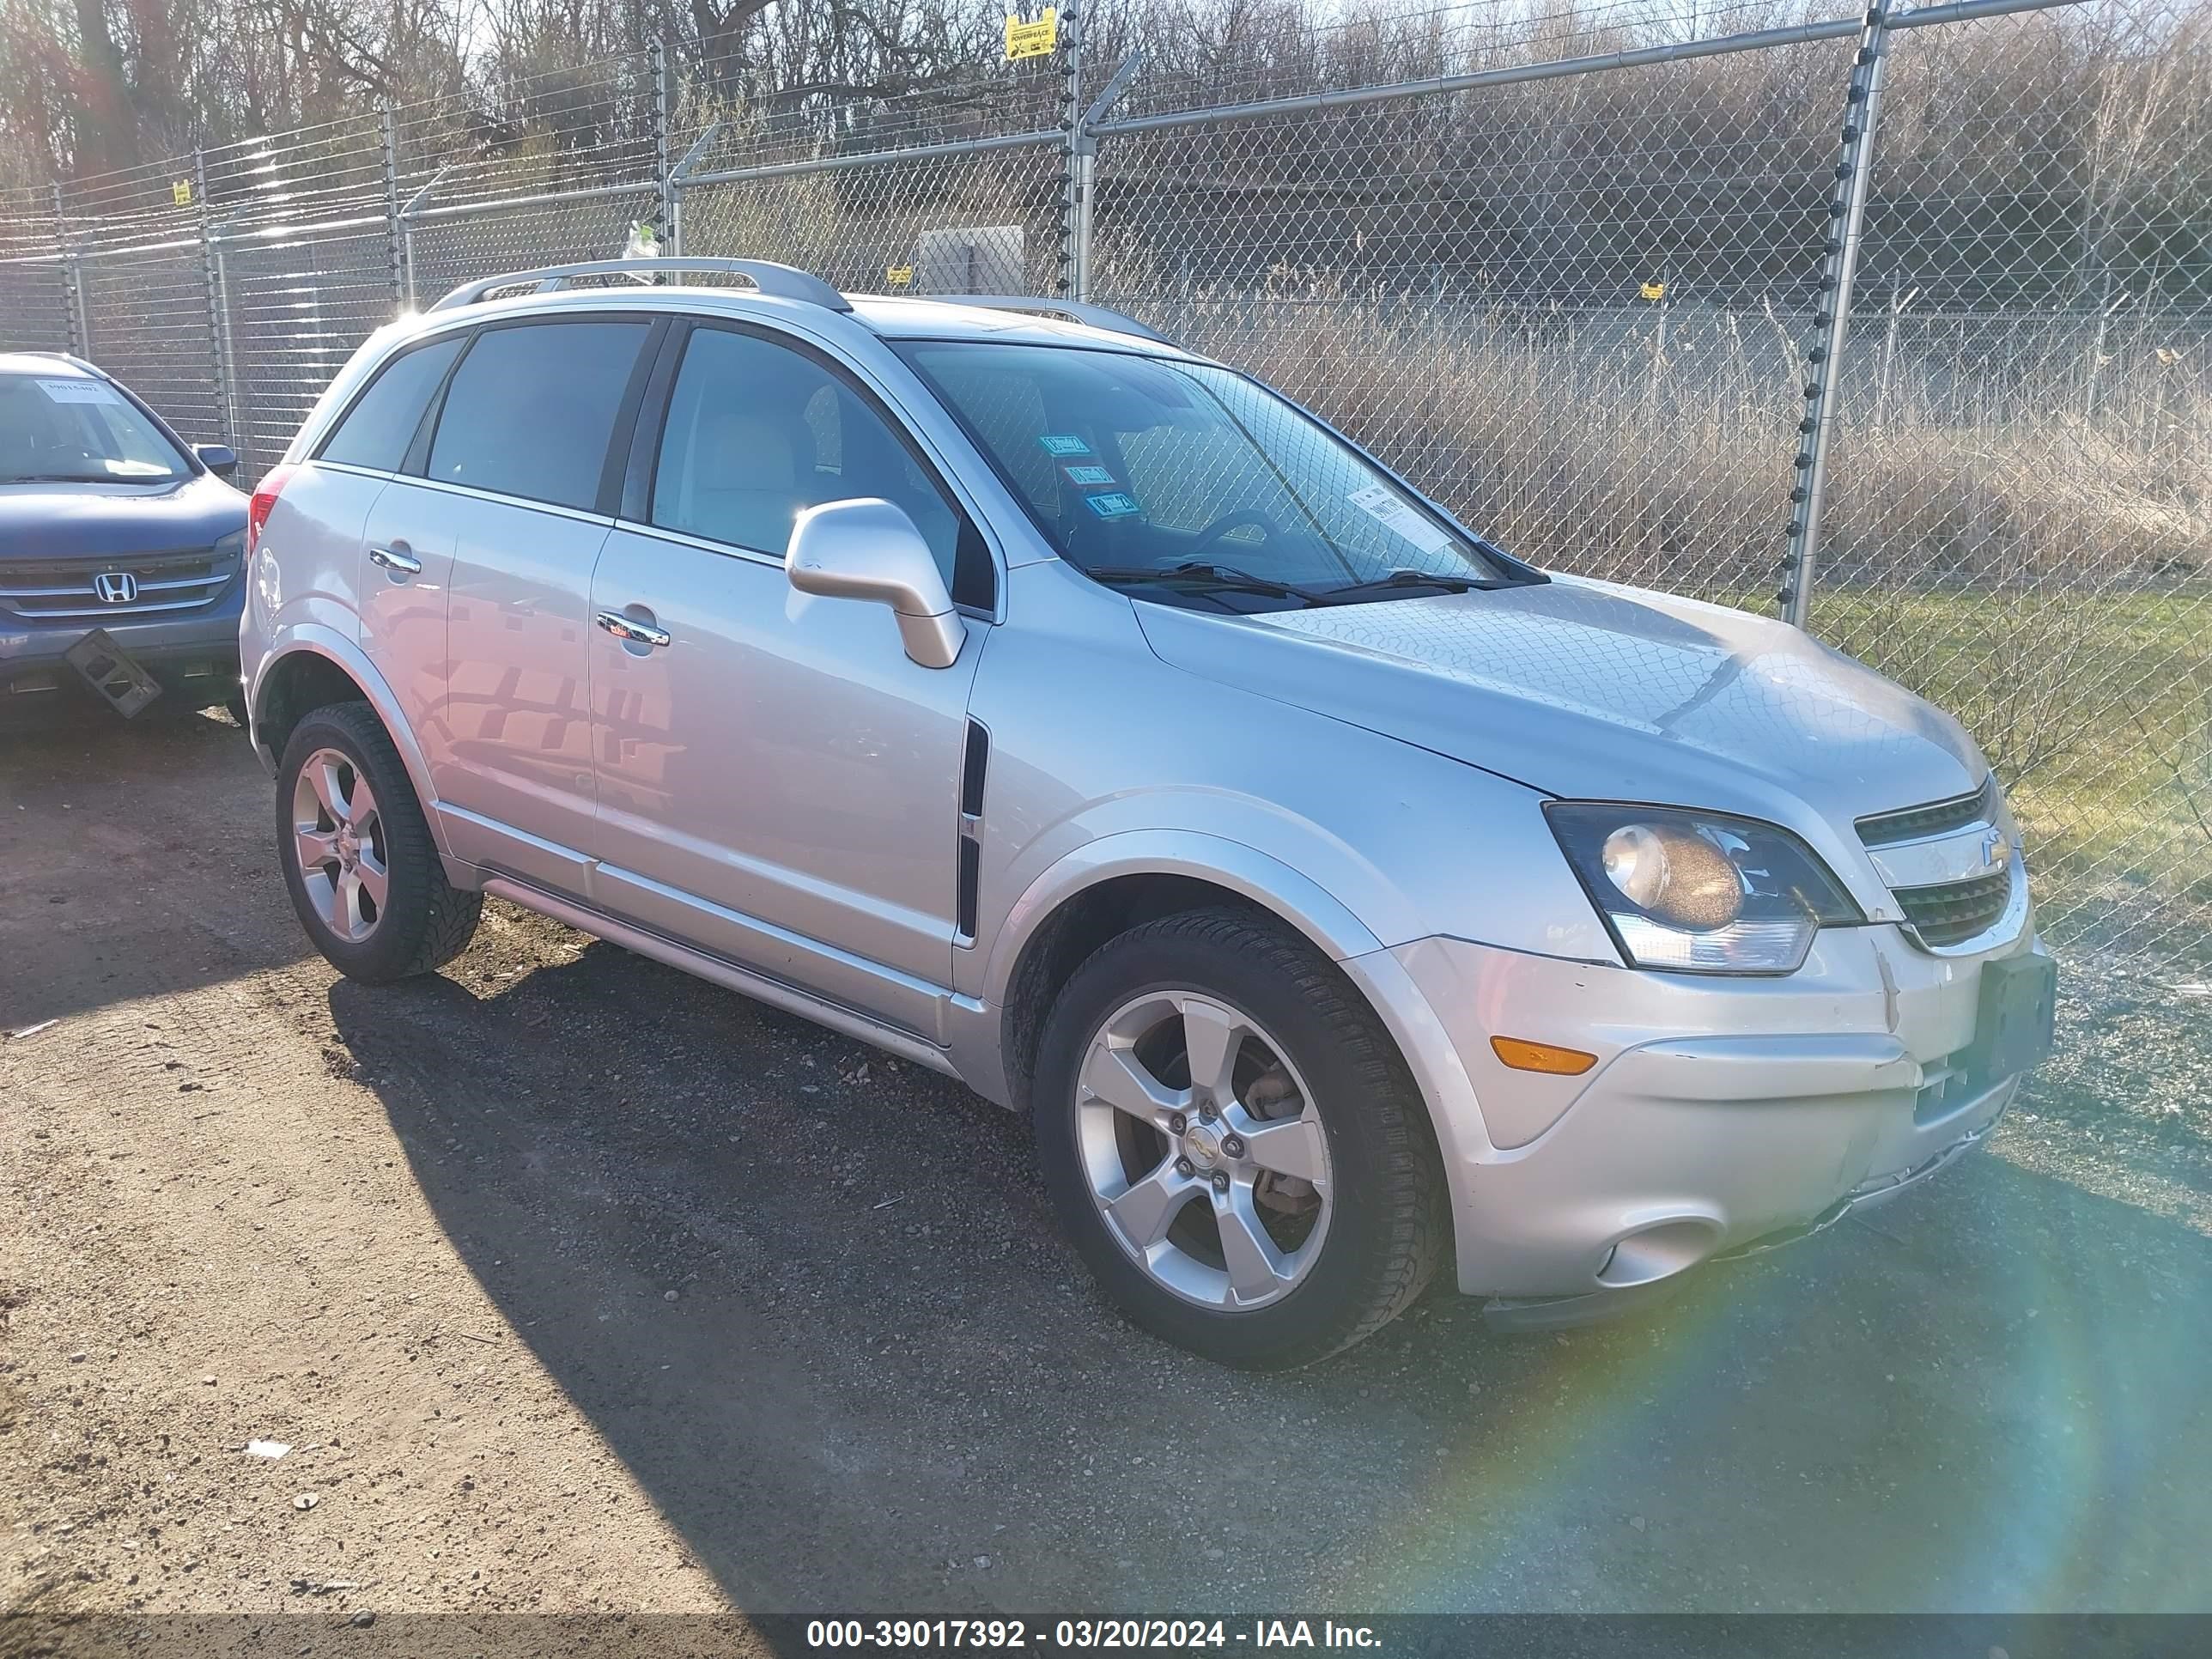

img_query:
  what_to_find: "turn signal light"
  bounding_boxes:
[1490,1036,1598,1076]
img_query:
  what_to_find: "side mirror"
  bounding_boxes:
[786,497,964,669]
[195,444,240,479]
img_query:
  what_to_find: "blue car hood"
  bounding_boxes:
[0,474,246,559]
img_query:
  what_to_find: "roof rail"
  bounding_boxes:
[6,349,103,380]
[928,295,1173,345]
[431,258,853,315]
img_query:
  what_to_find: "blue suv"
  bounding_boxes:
[0,353,248,720]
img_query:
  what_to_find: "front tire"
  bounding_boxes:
[1033,908,1446,1369]
[276,702,482,982]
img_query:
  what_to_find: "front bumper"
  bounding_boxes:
[1343,922,2045,1310]
[1,585,245,711]
[1478,1091,2011,1329]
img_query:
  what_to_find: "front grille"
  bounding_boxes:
[0,546,236,620]
[1893,869,2013,949]
[1856,776,1998,847]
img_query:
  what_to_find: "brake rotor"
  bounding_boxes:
[1246,1060,1321,1218]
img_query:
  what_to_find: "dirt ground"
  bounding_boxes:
[4,705,2210,1651]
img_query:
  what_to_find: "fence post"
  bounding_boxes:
[1054,9,1085,296]
[54,182,88,356]
[1072,50,1141,307]
[1778,5,1893,629]
[380,109,404,308]
[651,38,676,252]
[396,164,449,308]
[193,149,240,458]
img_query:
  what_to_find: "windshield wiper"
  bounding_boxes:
[1,472,118,484]
[1316,568,1488,604]
[1084,561,1323,605]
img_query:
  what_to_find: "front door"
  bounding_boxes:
[587,322,990,1036]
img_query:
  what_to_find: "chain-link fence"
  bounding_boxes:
[2,0,2205,978]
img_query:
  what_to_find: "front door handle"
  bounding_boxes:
[368,544,422,577]
[596,609,672,648]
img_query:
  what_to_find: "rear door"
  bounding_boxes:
[414,314,660,891]
[330,331,473,745]
[276,332,473,675]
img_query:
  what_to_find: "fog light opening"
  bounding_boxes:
[1596,1218,1723,1288]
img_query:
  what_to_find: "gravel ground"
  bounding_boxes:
[4,707,2209,1649]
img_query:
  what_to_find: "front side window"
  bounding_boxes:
[898,340,1528,610]
[426,320,652,511]
[0,372,190,484]
[319,334,466,472]
[650,325,988,605]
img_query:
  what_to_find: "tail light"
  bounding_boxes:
[247,465,296,553]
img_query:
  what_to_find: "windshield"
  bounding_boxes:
[896,339,1528,609]
[0,372,190,485]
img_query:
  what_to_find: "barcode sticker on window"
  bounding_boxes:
[1346,483,1452,554]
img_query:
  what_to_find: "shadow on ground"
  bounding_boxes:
[0,706,306,1029]
[326,944,2212,1618]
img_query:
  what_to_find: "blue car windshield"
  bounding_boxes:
[896,338,1524,606]
[0,372,189,484]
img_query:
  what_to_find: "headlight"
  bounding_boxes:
[213,526,247,560]
[1545,802,1863,975]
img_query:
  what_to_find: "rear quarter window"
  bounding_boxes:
[318,335,466,472]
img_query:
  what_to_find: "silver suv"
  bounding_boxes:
[241,258,2056,1368]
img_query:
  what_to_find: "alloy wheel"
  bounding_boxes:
[290,747,387,943]
[1075,991,1334,1310]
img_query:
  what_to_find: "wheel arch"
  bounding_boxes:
[251,632,447,860]
[983,833,1385,1117]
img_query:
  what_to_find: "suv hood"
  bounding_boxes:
[0,474,245,560]
[1135,575,1984,836]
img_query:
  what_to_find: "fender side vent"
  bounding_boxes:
[956,834,981,942]
[961,719,989,818]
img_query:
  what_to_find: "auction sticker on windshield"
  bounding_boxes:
[1063,464,1115,485]
[1347,481,1453,554]
[1039,434,1091,457]
[1085,491,1141,519]
[39,379,125,405]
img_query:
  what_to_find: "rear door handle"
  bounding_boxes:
[368,544,422,576]
[596,609,672,648]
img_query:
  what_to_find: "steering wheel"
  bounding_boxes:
[1186,507,1279,558]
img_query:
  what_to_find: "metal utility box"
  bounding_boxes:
[918,227,1025,294]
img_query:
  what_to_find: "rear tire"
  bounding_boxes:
[1033,908,1446,1369]
[276,702,482,982]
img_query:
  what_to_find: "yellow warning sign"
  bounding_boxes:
[1639,281,1666,302]
[1005,7,1059,59]
[885,264,915,288]
[173,179,193,207]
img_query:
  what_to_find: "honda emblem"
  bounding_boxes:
[92,570,139,605]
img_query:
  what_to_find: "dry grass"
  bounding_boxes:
[1152,295,2212,596]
